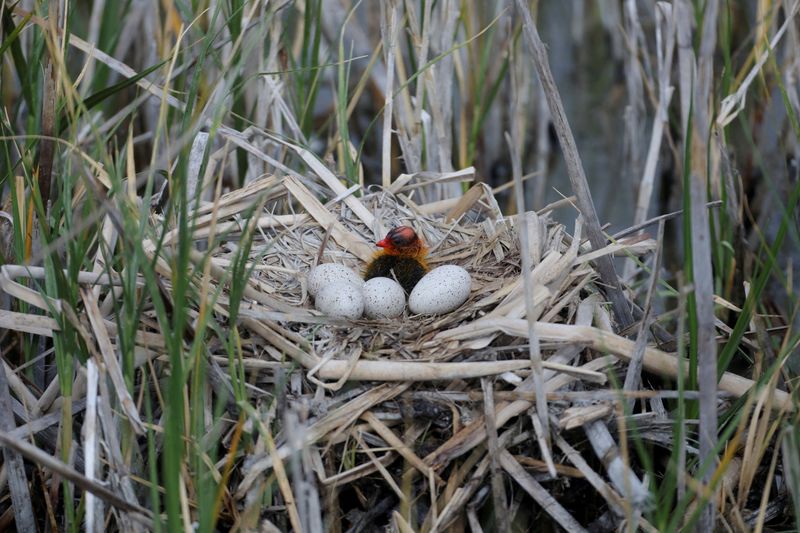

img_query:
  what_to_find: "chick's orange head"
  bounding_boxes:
[376,226,417,248]
[376,226,424,254]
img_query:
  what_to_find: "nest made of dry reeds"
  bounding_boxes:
[197,162,792,530]
[1,157,789,531]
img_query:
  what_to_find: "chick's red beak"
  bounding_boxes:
[376,238,390,248]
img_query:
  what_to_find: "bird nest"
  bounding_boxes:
[187,168,681,529]
[1,164,783,531]
[160,167,786,530]
[224,172,615,387]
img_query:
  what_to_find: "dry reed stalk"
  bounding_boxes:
[514,0,634,329]
[405,0,433,145]
[507,96,554,478]
[481,378,509,532]
[269,135,377,229]
[581,401,649,509]
[457,388,711,403]
[0,364,36,532]
[236,383,411,497]
[81,289,144,434]
[438,319,793,411]
[558,403,614,430]
[429,428,517,531]
[676,0,721,527]
[632,3,676,229]
[393,510,416,533]
[623,220,665,406]
[309,355,606,382]
[361,411,441,483]
[0,310,59,337]
[553,433,633,519]
[387,167,476,195]
[283,176,374,261]
[691,188,720,530]
[423,0,457,181]
[499,449,588,532]
[424,356,617,470]
[82,358,100,533]
[355,430,407,503]
[0,427,152,525]
[622,0,646,206]
[380,0,400,189]
[320,450,395,486]
[6,400,84,442]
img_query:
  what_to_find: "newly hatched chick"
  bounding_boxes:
[364,226,429,293]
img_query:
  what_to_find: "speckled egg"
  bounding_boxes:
[409,265,471,315]
[307,263,363,297]
[314,281,364,319]
[362,277,406,319]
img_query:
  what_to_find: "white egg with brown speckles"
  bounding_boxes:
[314,281,364,319]
[409,265,471,315]
[362,277,406,319]
[307,263,363,297]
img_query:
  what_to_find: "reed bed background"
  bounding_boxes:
[0,0,799,531]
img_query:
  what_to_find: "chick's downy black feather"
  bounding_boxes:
[364,255,427,293]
